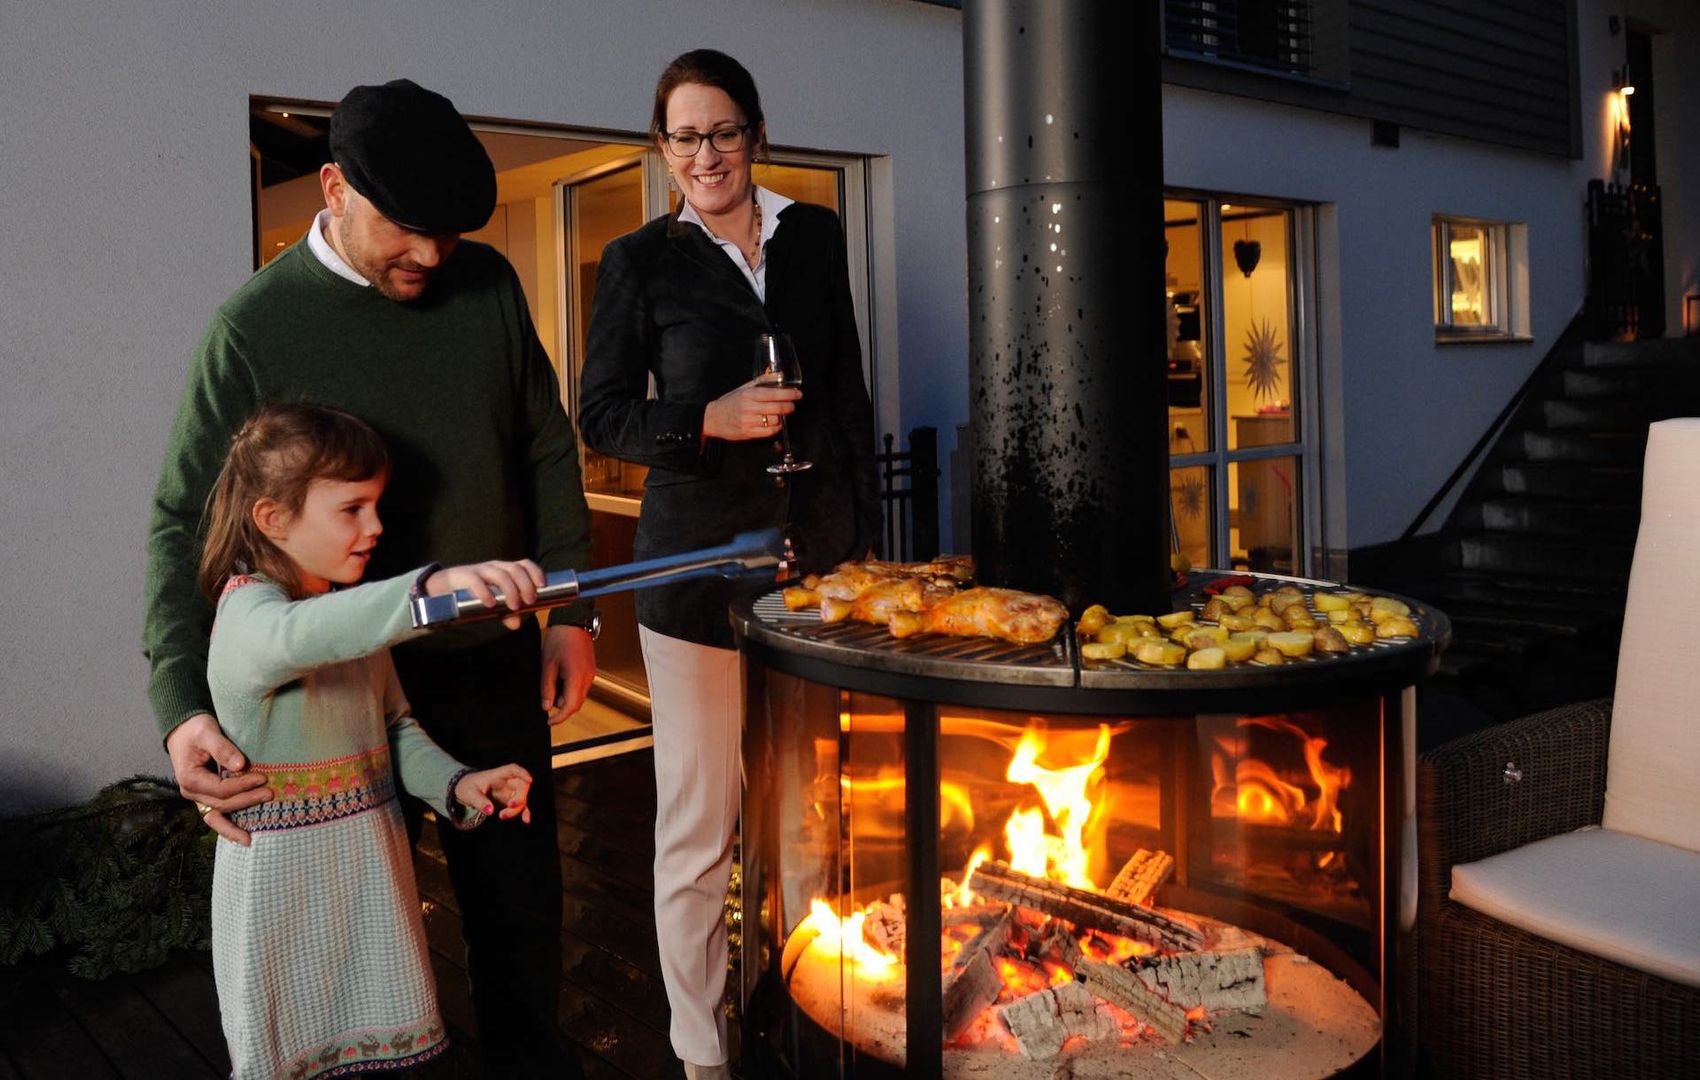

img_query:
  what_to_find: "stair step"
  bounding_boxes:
[1475,495,1639,538]
[1582,339,1700,368]
[1441,603,1608,640]
[1560,366,1700,399]
[1490,462,1641,501]
[1436,622,1551,658]
[1434,650,1497,680]
[1539,398,1673,431]
[1518,429,1645,464]
[1420,570,1628,617]
[1456,533,1634,581]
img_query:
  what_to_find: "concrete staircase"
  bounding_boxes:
[1383,336,1700,740]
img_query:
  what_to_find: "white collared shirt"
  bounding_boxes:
[678,185,793,302]
[305,209,371,287]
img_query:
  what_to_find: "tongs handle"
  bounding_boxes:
[409,528,791,629]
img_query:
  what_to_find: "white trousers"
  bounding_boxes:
[638,626,743,1068]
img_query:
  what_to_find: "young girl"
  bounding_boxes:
[198,401,548,1079]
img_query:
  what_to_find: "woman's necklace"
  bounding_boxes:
[745,192,763,270]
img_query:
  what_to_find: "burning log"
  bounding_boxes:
[968,860,1206,952]
[949,905,1015,973]
[997,981,1119,1058]
[1133,944,1267,1011]
[1074,957,1191,1044]
[941,949,1002,1042]
[1037,918,1085,970]
[863,894,905,959]
[1105,848,1174,905]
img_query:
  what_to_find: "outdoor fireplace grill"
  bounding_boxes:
[734,2,1446,1076]
[735,578,1447,1079]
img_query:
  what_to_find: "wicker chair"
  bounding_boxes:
[1417,418,1700,1079]
[1417,698,1700,1077]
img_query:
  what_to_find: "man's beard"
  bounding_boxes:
[336,220,433,301]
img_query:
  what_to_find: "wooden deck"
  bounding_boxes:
[0,750,719,1079]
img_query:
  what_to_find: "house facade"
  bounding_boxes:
[0,0,1695,811]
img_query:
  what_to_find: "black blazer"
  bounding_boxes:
[579,200,881,647]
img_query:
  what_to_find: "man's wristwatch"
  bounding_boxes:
[558,610,602,641]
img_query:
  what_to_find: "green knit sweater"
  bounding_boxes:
[143,239,590,738]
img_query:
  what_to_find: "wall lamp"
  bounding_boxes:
[1611,66,1635,169]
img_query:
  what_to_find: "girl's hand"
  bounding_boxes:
[427,559,547,630]
[455,764,533,824]
[702,379,802,442]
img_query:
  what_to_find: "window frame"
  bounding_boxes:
[1432,214,1520,342]
[1166,191,1321,577]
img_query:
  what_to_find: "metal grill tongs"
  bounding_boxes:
[408,528,792,630]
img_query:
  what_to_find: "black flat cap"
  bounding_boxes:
[328,78,495,234]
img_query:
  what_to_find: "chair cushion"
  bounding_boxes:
[1606,417,1700,852]
[1451,826,1700,988]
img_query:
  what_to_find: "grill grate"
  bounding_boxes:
[737,571,1450,693]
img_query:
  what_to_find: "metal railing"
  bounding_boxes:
[1162,0,1348,83]
[1587,179,1666,340]
[876,427,940,562]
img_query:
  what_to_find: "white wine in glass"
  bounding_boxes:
[753,332,811,475]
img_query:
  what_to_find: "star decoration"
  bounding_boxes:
[1242,318,1284,402]
[1174,473,1206,521]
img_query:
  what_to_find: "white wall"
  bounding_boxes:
[1161,0,1700,553]
[0,0,965,813]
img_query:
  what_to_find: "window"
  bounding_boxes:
[1432,215,1528,341]
[1164,196,1318,576]
[1162,0,1348,84]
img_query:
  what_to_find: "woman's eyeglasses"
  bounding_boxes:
[663,124,751,157]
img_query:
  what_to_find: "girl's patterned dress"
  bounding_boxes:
[207,570,477,1079]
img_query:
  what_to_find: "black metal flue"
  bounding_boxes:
[964,0,1171,616]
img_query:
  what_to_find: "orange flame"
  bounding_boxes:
[795,900,899,978]
[840,772,976,832]
[1002,722,1112,889]
[1210,715,1350,834]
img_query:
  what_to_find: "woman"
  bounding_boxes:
[577,49,880,1080]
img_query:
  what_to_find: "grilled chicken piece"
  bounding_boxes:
[810,555,977,601]
[820,577,936,624]
[886,587,1068,645]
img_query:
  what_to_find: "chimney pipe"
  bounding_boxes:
[964,0,1171,616]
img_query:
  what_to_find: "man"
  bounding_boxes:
[143,79,593,1078]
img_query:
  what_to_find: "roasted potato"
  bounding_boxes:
[1338,621,1377,646]
[1222,634,1261,662]
[1081,641,1126,661]
[1313,625,1350,653]
[1134,640,1188,666]
[1377,615,1419,638]
[1077,603,1112,637]
[1267,630,1316,657]
[1187,647,1226,670]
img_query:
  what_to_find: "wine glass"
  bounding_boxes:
[754,332,812,475]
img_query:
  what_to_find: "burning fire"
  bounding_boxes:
[795,717,1156,1040]
[1210,715,1350,833]
[1003,723,1112,889]
[794,900,899,979]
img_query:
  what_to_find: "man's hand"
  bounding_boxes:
[541,625,596,724]
[165,712,271,846]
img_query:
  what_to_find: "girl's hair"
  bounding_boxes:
[649,49,767,159]
[197,401,390,602]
